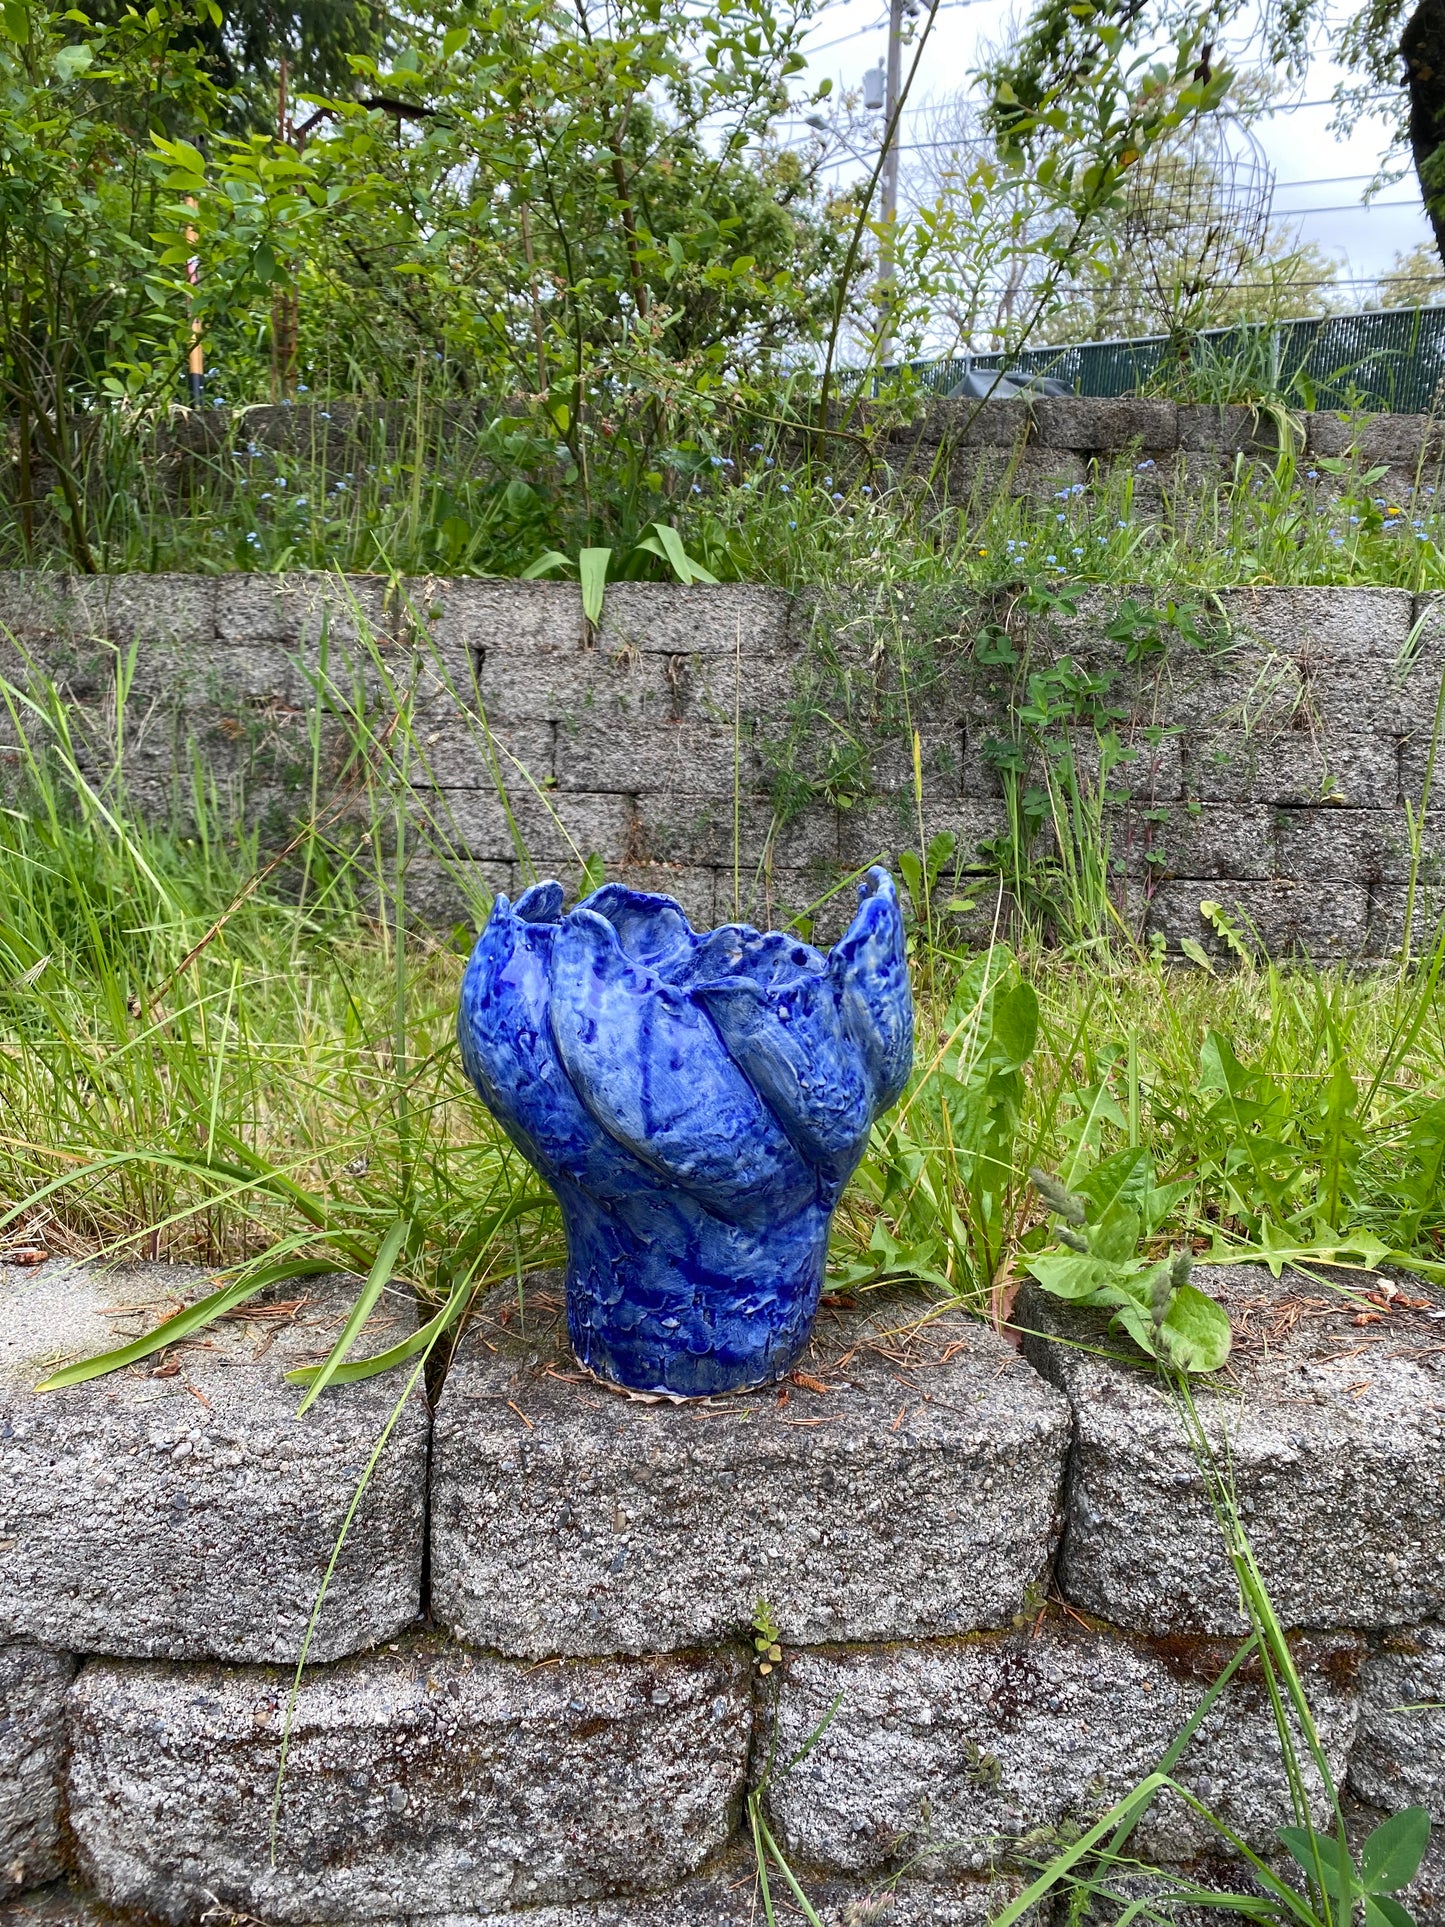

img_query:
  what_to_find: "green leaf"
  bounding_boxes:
[295,1219,410,1415]
[578,547,612,626]
[441,23,467,57]
[1159,1281,1232,1373]
[35,1258,334,1391]
[520,548,573,580]
[991,981,1038,1072]
[52,40,92,78]
[1078,1146,1152,1221]
[1026,1251,1127,1302]
[1279,1827,1357,1904]
[1361,1809,1432,1893]
[1366,1896,1419,1927]
[644,521,718,585]
[1090,1200,1142,1265]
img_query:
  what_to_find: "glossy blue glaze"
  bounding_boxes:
[457,866,913,1395]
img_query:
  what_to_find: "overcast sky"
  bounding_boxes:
[796,0,1433,299]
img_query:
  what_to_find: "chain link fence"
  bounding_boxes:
[892,306,1445,414]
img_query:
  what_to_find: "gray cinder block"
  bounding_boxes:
[1146,879,1369,958]
[67,1637,751,1922]
[430,1278,1070,1660]
[1018,1266,1445,1634]
[0,1262,426,1663]
[1350,1618,1445,1819]
[1183,731,1401,810]
[761,1617,1363,1876]
[0,1645,75,1897]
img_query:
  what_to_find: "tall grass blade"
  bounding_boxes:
[294,1218,411,1416]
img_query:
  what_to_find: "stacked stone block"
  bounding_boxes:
[2,570,1441,959]
[2,1253,1443,1927]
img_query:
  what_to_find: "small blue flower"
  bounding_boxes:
[1136,459,1155,471]
[832,492,843,504]
[862,485,872,496]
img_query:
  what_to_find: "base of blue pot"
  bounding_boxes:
[558,1191,830,1397]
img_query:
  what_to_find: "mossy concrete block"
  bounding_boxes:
[1276,808,1438,885]
[1216,587,1429,736]
[761,1618,1363,1877]
[1144,879,1369,958]
[1143,804,1279,881]
[634,794,838,870]
[838,800,1006,872]
[430,1279,1070,1661]
[599,585,793,658]
[1019,1266,1445,1635]
[1182,731,1401,810]
[1177,407,1283,454]
[1349,1617,1445,1818]
[67,1637,751,1922]
[0,1645,74,1898]
[413,787,636,869]
[1365,884,1445,960]
[1030,397,1178,452]
[0,1888,117,1927]
[0,1261,426,1663]
[214,573,389,650]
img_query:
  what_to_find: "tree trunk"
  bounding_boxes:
[1402,0,1445,271]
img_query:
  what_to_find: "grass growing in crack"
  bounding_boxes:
[7,403,1445,594]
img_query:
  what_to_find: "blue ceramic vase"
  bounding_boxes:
[456,866,913,1396]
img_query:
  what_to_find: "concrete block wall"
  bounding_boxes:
[2,1253,1445,1927]
[151,398,1445,513]
[0,572,1441,960]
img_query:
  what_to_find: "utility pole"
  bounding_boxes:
[876,0,904,367]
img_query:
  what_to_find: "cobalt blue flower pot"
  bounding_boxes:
[457,866,913,1396]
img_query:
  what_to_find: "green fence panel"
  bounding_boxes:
[887,307,1445,415]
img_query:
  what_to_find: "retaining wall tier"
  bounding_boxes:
[0,1262,427,1663]
[2,1256,1444,1925]
[2,572,1442,960]
[135,397,1445,516]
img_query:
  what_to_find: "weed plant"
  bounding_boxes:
[1,638,1441,1380]
[5,404,1445,594]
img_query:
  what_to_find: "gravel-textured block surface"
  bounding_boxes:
[67,1637,751,1923]
[431,1277,1070,1658]
[1350,1617,1445,1817]
[762,1616,1364,1877]
[0,1261,426,1662]
[0,1645,75,1897]
[1019,1265,1445,1633]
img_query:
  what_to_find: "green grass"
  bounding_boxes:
[1,641,1440,1385]
[3,401,1443,594]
